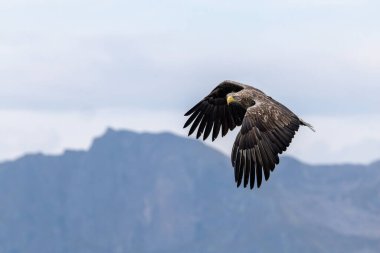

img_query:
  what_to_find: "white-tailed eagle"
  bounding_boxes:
[184,80,314,189]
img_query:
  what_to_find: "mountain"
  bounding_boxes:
[0,128,379,253]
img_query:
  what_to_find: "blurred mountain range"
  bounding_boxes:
[0,129,379,253]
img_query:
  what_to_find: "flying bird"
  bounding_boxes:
[184,80,314,189]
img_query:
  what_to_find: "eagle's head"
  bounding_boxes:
[227,93,255,109]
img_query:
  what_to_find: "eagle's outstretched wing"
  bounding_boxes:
[232,98,301,189]
[184,81,246,141]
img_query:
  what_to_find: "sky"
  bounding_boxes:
[0,0,379,164]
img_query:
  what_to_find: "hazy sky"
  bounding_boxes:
[1,0,379,164]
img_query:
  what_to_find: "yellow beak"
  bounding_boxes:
[227,96,235,105]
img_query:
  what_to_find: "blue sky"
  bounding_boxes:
[0,0,379,163]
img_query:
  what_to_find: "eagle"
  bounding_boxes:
[184,80,314,189]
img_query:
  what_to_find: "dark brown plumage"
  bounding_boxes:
[184,80,314,189]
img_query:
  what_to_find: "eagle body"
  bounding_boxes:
[184,80,314,189]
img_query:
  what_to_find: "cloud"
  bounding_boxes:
[286,115,380,164]
[283,0,370,7]
[0,0,379,164]
[1,30,379,115]
[0,109,183,162]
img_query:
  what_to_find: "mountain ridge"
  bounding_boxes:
[0,128,379,253]
[3,127,374,168]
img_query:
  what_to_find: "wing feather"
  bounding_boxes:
[188,112,204,136]
[212,106,222,141]
[196,105,212,138]
[184,81,245,140]
[231,97,301,189]
[244,149,251,188]
[249,149,256,189]
[221,106,229,137]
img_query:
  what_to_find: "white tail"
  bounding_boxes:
[300,119,315,132]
